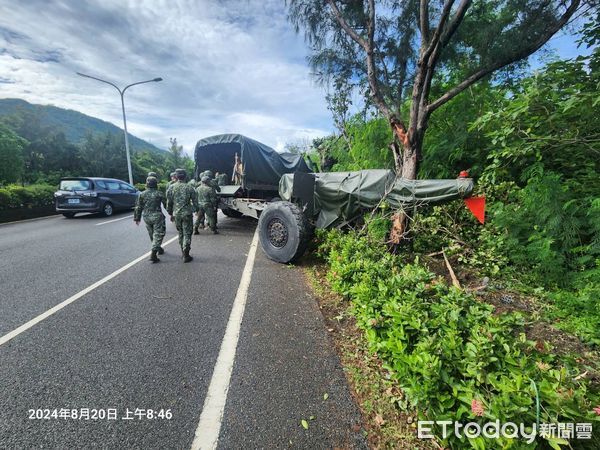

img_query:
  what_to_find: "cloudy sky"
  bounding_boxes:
[0,0,588,155]
[0,0,334,154]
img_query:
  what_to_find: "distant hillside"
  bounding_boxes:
[0,98,165,154]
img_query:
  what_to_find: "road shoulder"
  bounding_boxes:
[218,252,367,449]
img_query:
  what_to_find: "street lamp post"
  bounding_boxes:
[76,72,163,185]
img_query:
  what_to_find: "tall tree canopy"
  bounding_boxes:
[0,124,26,185]
[288,0,584,180]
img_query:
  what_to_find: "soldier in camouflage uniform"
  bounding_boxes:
[193,170,211,232]
[215,172,228,186]
[167,168,198,262]
[205,171,221,231]
[166,171,177,196]
[134,176,166,263]
[194,176,219,234]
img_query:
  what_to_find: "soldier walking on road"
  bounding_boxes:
[194,176,219,235]
[167,169,198,263]
[134,176,166,263]
[166,171,177,196]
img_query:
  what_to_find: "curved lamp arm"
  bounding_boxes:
[76,72,122,94]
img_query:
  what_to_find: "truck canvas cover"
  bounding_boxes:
[194,134,311,190]
[280,169,474,228]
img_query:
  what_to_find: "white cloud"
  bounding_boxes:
[0,0,334,155]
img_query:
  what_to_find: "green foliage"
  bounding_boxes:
[421,81,503,179]
[545,267,600,346]
[0,98,164,154]
[467,49,600,286]
[473,54,600,189]
[135,181,168,194]
[412,202,510,278]
[0,184,56,210]
[0,103,179,186]
[0,124,26,185]
[313,115,394,172]
[318,230,600,449]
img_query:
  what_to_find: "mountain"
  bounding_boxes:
[0,98,166,154]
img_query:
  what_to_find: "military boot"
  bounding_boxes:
[194,228,200,235]
[157,247,165,255]
[212,228,219,234]
[150,250,160,263]
[183,248,193,263]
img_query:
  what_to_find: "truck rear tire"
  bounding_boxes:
[221,207,244,218]
[258,201,312,263]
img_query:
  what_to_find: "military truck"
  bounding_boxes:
[195,134,478,264]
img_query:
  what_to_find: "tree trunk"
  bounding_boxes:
[389,122,422,243]
[389,121,421,179]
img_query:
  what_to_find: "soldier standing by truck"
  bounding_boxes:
[232,152,243,185]
[194,176,219,235]
[167,169,198,263]
[134,176,166,263]
[215,172,228,186]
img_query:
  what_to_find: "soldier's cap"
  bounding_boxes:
[146,176,158,188]
[170,171,177,178]
[147,171,158,178]
[175,168,186,179]
[205,170,214,178]
[201,176,210,183]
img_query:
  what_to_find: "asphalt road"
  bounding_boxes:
[0,210,366,449]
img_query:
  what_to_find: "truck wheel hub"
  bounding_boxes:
[267,218,288,248]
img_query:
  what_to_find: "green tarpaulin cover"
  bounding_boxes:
[280,169,474,228]
[194,134,311,189]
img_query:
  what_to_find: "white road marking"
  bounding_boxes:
[191,228,259,450]
[0,235,178,347]
[95,214,134,226]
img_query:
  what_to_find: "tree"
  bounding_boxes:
[79,132,128,180]
[167,137,183,169]
[0,124,26,185]
[288,0,583,180]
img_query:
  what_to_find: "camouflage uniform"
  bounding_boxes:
[193,171,208,231]
[166,172,177,196]
[216,173,228,186]
[134,178,166,262]
[167,177,199,256]
[195,177,219,234]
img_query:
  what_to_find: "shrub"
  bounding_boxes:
[318,230,600,449]
[0,189,16,209]
[0,184,56,210]
[135,182,168,193]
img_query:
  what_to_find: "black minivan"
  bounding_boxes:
[55,177,139,218]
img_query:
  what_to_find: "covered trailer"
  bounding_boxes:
[194,134,478,264]
[194,133,311,192]
[194,133,311,218]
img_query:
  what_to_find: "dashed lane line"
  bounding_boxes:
[95,215,134,226]
[0,235,178,347]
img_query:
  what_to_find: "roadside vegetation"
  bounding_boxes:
[0,113,192,212]
[0,114,193,189]
[302,13,600,449]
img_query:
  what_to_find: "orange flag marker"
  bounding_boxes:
[464,196,486,224]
